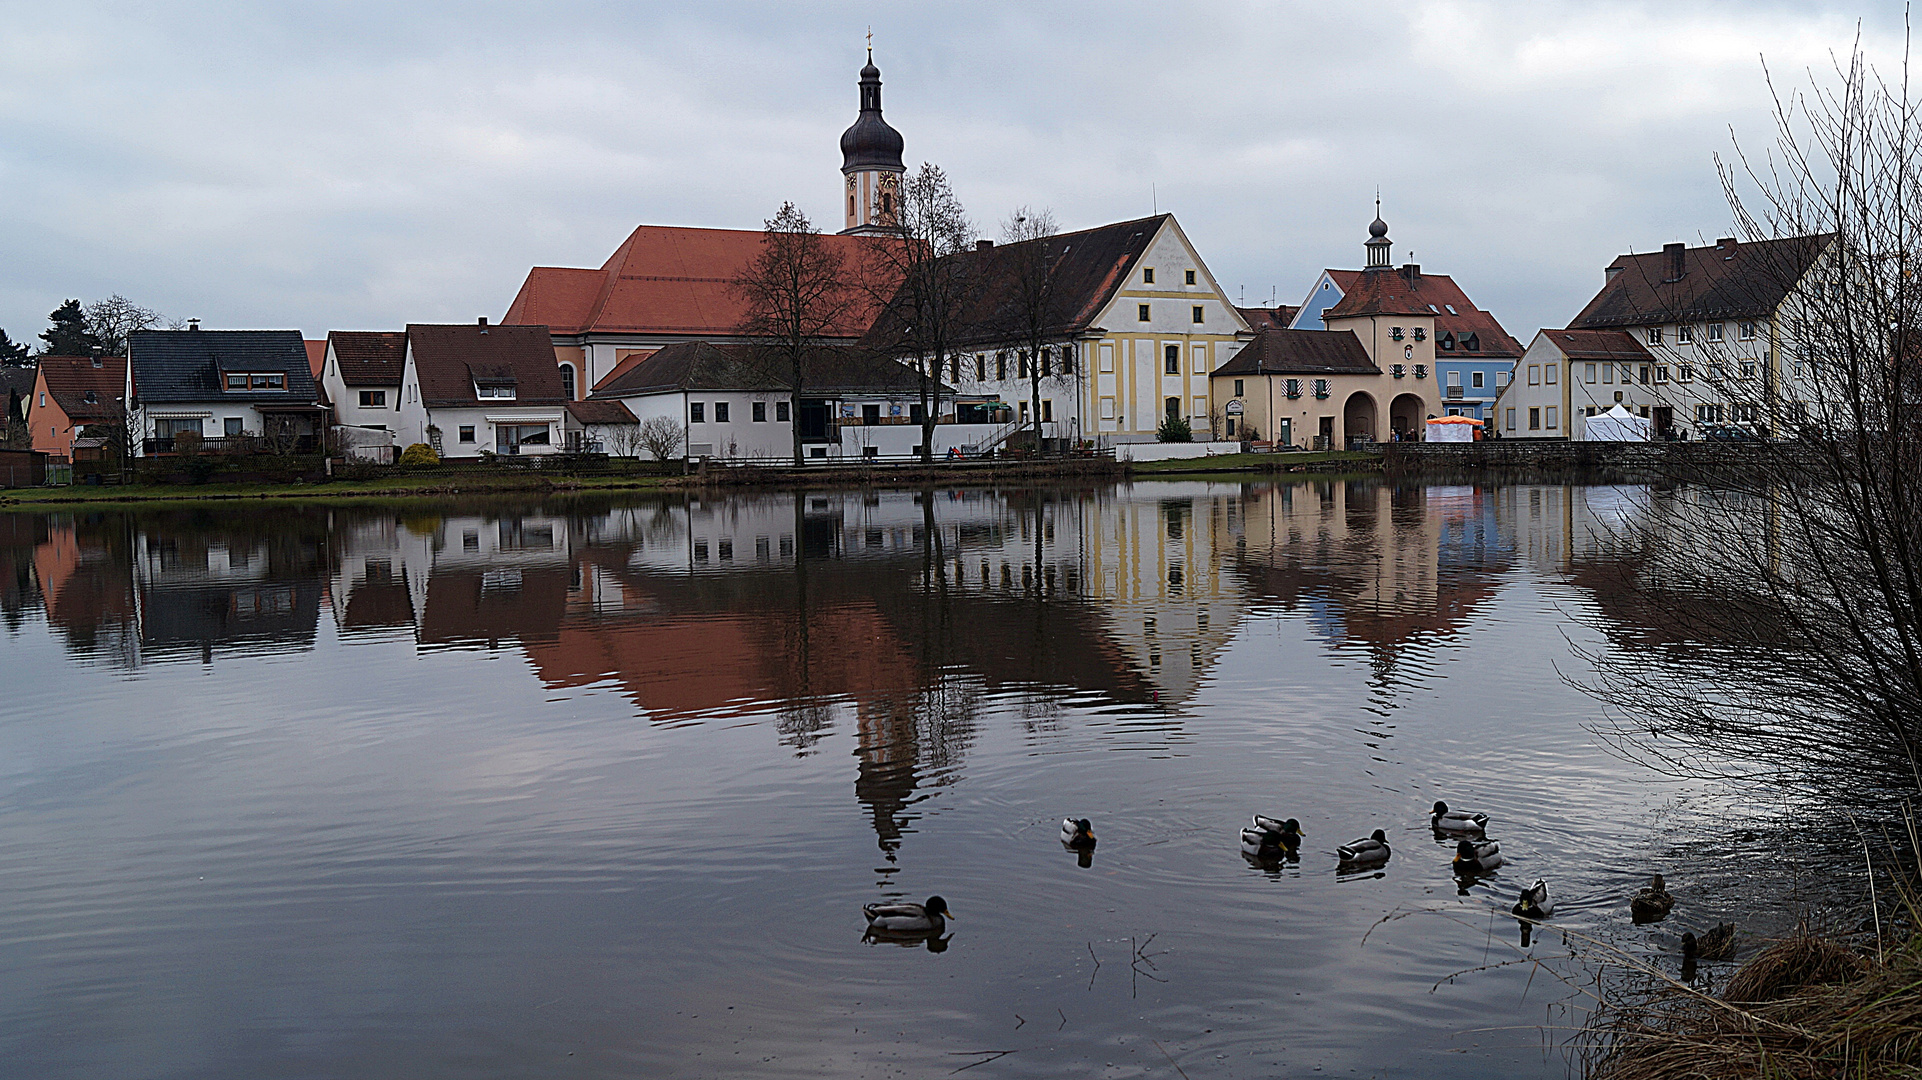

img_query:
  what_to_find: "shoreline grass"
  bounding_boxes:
[1127,450,1378,476]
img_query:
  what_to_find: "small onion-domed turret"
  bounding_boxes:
[840,52,905,172]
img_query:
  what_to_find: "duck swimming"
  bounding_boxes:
[1512,879,1553,920]
[1242,817,1303,855]
[1061,818,1097,850]
[1630,874,1674,924]
[1682,924,1736,961]
[1453,838,1503,875]
[863,896,953,934]
[1337,829,1391,867]
[1431,801,1490,834]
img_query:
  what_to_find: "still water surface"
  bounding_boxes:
[0,483,1803,1078]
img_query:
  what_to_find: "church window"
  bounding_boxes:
[1142,268,1155,284]
[1164,345,1179,374]
[559,363,576,400]
[1185,269,1197,285]
[1138,304,1151,321]
[1192,306,1204,323]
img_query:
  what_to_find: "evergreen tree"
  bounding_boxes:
[39,299,101,356]
[0,328,29,366]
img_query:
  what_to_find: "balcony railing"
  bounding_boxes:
[144,435,316,455]
[1446,385,1464,399]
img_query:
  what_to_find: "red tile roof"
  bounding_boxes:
[38,356,126,422]
[303,340,326,380]
[502,225,901,338]
[1237,305,1300,331]
[564,400,636,425]
[1317,268,1524,359]
[1539,329,1653,363]
[406,323,564,407]
[328,331,407,386]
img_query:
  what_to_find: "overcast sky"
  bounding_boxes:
[0,1,1905,348]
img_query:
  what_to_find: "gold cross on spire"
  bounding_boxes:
[867,26,872,61]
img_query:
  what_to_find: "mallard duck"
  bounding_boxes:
[1245,817,1304,852]
[1431,801,1490,834]
[1061,818,1097,849]
[1512,879,1553,920]
[1337,829,1391,867]
[1453,838,1503,874]
[863,895,953,934]
[1682,924,1736,961]
[1630,874,1674,924]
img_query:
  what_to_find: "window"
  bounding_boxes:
[559,363,576,400]
[776,401,790,422]
[1545,406,1558,428]
[1733,402,1758,422]
[1472,370,1485,388]
[1447,370,1461,386]
[1506,407,1517,430]
[1584,363,1597,384]
[1738,320,1757,340]
[753,401,766,422]
[1528,407,1541,430]
[1060,345,1075,375]
[1143,268,1155,284]
[1439,332,1455,351]
[1678,324,1694,344]
[459,425,475,443]
[1313,378,1329,398]
[1019,353,1030,379]
[690,402,705,422]
[224,373,247,390]
[1740,360,1757,379]
[224,417,243,436]
[1185,269,1196,285]
[949,355,960,381]
[975,355,986,380]
[476,383,516,400]
[1233,378,1244,397]
[253,374,283,390]
[37,392,45,407]
[1164,345,1179,375]
[1462,333,1479,351]
[1527,365,1540,386]
[1192,305,1204,324]
[1392,364,1404,378]
[1602,364,1614,384]
[1639,365,1651,385]
[359,390,385,407]
[1696,403,1723,423]
[1709,322,1725,342]
[1647,327,1664,345]
[1138,304,1151,321]
[1495,371,1509,386]
[1545,364,1558,384]
[1585,406,1596,417]
[1285,378,1301,398]
[714,402,729,422]
[996,353,1007,380]
[1414,364,1427,379]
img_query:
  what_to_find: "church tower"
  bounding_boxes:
[839,49,906,235]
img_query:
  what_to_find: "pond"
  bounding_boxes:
[0,482,1811,1078]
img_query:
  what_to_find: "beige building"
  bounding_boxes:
[1497,329,1655,438]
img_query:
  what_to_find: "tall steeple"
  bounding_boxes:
[1365,196,1392,270]
[839,41,907,235]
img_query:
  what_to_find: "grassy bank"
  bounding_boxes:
[1127,450,1378,477]
[1586,925,1921,1079]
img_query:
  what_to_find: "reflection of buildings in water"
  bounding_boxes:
[1225,482,1513,664]
[133,527,324,661]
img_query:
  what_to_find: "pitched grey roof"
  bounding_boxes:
[1568,234,1832,328]
[1212,328,1380,376]
[128,329,317,405]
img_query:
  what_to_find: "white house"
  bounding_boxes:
[319,331,406,459]
[1497,329,1656,439]
[394,320,569,458]
[126,326,326,456]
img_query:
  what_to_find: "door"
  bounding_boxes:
[1653,406,1673,436]
[1278,418,1291,446]
[1317,416,1334,450]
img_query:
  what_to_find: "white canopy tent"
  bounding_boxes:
[1424,416,1479,442]
[1580,404,1652,442]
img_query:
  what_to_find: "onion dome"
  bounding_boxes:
[840,52,905,172]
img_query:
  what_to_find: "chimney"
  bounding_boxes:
[976,239,994,251]
[1717,237,1737,258]
[1663,242,1687,282]
[1400,263,1420,283]
[478,316,489,334]
[188,318,201,331]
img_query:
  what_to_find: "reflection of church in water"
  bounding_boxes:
[7,482,1550,858]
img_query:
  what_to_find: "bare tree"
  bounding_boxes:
[84,296,166,356]
[636,415,687,462]
[1573,37,1922,805]
[866,164,975,463]
[734,203,855,466]
[1000,207,1069,454]
[606,422,646,460]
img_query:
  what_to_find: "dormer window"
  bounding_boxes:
[90,357,103,369]
[475,382,517,400]
[83,390,97,404]
[223,372,285,391]
[1439,332,1456,351]
[1461,333,1480,352]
